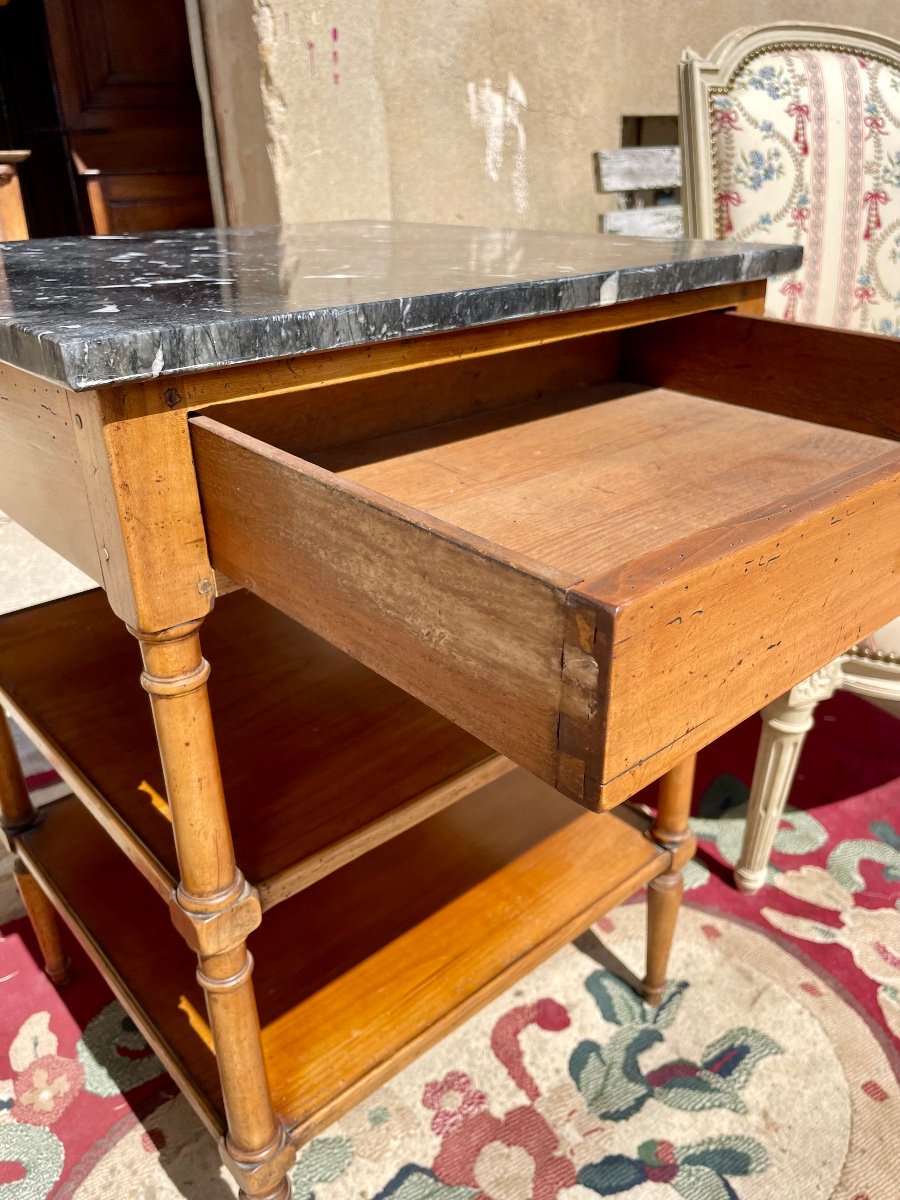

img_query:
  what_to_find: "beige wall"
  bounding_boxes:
[202,2,900,232]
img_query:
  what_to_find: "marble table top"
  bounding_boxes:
[0,221,801,390]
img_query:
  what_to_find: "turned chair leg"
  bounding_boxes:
[735,664,840,894]
[643,754,695,1006]
[0,710,71,985]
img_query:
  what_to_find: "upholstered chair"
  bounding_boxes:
[679,22,900,892]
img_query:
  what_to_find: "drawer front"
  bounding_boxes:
[191,321,900,811]
[583,454,900,804]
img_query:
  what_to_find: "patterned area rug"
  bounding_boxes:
[1,691,898,1200]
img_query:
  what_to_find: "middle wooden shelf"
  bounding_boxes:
[0,588,510,908]
[19,771,670,1144]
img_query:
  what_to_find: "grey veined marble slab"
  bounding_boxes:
[0,221,801,390]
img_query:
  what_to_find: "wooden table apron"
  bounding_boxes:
[1,275,898,1197]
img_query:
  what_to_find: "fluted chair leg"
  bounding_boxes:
[736,664,841,893]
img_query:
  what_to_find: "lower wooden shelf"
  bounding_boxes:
[0,588,507,907]
[19,771,668,1144]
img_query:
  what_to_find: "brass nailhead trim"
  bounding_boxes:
[846,645,900,664]
[707,41,900,222]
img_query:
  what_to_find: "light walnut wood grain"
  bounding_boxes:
[316,389,891,580]
[0,589,503,906]
[13,863,71,985]
[624,310,900,441]
[586,450,900,804]
[0,709,71,984]
[191,417,575,785]
[0,705,32,837]
[20,773,670,1143]
[110,280,766,417]
[69,396,214,632]
[135,616,284,1188]
[644,754,695,1006]
[0,159,29,241]
[259,753,513,906]
[196,330,625,459]
[643,870,684,1006]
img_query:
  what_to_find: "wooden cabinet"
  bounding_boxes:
[42,0,213,233]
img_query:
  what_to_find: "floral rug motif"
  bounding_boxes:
[1,691,898,1199]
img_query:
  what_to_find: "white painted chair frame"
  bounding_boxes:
[738,646,900,893]
[678,22,900,893]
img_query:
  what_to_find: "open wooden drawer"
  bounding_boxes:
[189,310,900,811]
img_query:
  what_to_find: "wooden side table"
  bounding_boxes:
[0,222,897,1198]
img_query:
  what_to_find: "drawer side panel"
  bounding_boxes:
[0,364,99,580]
[190,417,577,790]
[624,311,900,441]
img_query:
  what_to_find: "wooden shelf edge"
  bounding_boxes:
[0,590,510,911]
[258,753,516,908]
[15,823,224,1139]
[6,670,513,913]
[16,782,671,1148]
[1,688,176,901]
[286,827,668,1146]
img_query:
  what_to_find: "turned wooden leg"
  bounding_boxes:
[735,663,840,894]
[644,871,683,1007]
[240,1184,291,1200]
[0,710,71,985]
[14,861,72,984]
[643,754,695,1006]
[134,621,295,1199]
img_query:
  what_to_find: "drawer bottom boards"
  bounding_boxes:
[19,773,671,1143]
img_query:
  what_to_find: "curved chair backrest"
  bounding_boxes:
[679,22,900,333]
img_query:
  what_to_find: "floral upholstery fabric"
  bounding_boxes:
[712,48,900,334]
